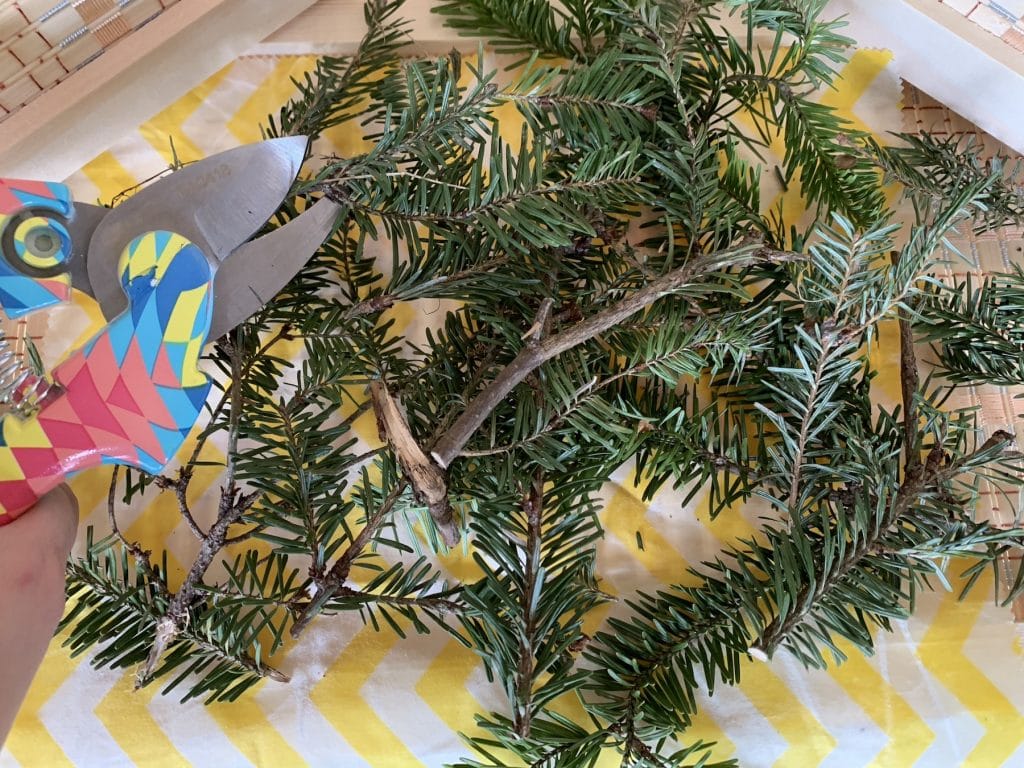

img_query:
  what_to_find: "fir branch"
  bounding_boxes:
[62,531,288,703]
[431,243,801,467]
[916,267,1024,386]
[514,471,545,737]
[267,0,411,140]
[456,348,709,459]
[892,250,922,475]
[138,340,256,685]
[578,425,1018,758]
[289,480,408,637]
[755,430,1015,657]
[431,0,582,60]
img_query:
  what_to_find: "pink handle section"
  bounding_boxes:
[0,381,138,524]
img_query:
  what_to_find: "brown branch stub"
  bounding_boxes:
[154,467,206,541]
[107,465,155,570]
[370,380,458,547]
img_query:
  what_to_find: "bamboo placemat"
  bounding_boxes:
[903,81,1024,617]
[0,0,179,118]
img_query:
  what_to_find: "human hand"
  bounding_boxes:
[0,485,78,746]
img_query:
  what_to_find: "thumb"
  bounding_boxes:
[0,484,78,747]
[20,484,79,564]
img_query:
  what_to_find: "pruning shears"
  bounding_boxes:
[0,136,338,524]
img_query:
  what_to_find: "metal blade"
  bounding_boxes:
[209,197,340,339]
[63,201,111,300]
[87,136,309,320]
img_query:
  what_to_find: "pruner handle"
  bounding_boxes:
[0,232,214,526]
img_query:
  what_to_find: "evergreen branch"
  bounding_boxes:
[138,339,255,685]
[774,91,883,224]
[777,330,847,514]
[578,428,1017,756]
[510,91,658,124]
[431,244,801,467]
[184,324,294,470]
[337,176,635,227]
[316,55,501,182]
[457,347,723,459]
[62,531,288,703]
[916,267,1024,386]
[267,0,411,140]
[431,0,581,59]
[892,250,922,475]
[289,480,408,637]
[754,431,1015,656]
[860,132,1024,229]
[509,52,662,145]
[331,585,462,616]
[514,471,545,737]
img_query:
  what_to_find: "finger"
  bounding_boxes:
[0,485,78,746]
[1,484,79,569]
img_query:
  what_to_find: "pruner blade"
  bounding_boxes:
[210,197,342,338]
[86,136,312,322]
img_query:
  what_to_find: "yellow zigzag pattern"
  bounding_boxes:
[5,46,1024,768]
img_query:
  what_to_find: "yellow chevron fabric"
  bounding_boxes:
[5,49,1024,768]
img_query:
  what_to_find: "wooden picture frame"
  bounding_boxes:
[832,0,1024,156]
[0,0,479,180]
[0,0,318,179]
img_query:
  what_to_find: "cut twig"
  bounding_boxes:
[106,466,153,569]
[136,337,271,687]
[154,468,206,541]
[370,379,458,547]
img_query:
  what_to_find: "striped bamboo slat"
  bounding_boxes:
[937,0,1024,51]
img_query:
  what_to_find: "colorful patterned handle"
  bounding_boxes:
[0,231,213,524]
[0,179,73,316]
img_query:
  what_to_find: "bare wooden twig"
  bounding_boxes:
[154,468,206,541]
[370,380,458,546]
[106,466,153,570]
[136,336,265,687]
[431,243,800,468]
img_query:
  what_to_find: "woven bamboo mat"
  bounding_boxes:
[902,81,1024,616]
[938,0,1024,50]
